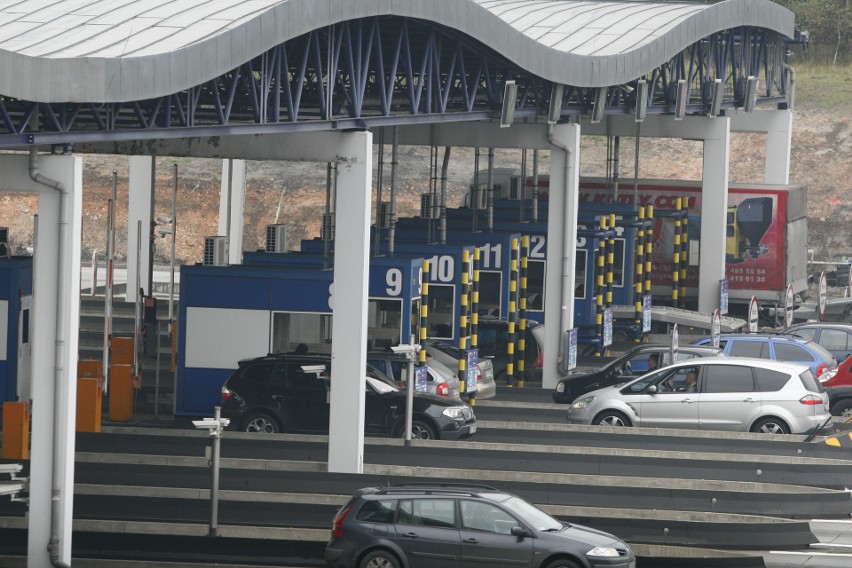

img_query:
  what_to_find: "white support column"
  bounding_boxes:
[729,109,793,184]
[328,131,372,473]
[0,154,84,568]
[127,156,154,302]
[218,159,247,264]
[699,117,732,313]
[543,123,581,390]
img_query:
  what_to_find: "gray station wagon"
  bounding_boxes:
[326,483,635,568]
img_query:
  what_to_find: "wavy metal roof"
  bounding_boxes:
[0,0,794,103]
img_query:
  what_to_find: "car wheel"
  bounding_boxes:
[830,399,852,418]
[242,412,280,433]
[359,549,401,568]
[543,558,580,568]
[396,419,437,440]
[592,411,632,427]
[751,417,790,435]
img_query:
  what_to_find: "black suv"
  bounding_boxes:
[219,353,476,440]
[325,483,635,568]
[477,316,545,383]
[552,344,725,404]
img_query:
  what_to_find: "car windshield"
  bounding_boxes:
[499,496,563,532]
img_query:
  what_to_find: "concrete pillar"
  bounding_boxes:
[328,131,372,473]
[730,109,793,184]
[542,123,581,390]
[218,159,247,264]
[0,154,82,568]
[127,156,154,302]
[699,118,732,313]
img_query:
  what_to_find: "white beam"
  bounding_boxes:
[542,123,581,390]
[0,154,81,568]
[218,159,247,264]
[728,109,793,184]
[699,118,732,313]
[328,131,372,473]
[127,156,154,302]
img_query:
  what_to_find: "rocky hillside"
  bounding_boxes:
[2,83,850,266]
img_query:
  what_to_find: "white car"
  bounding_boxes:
[423,339,497,399]
[566,358,831,434]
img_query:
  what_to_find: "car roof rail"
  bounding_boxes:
[380,482,499,492]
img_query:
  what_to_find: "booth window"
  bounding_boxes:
[574,251,587,299]
[478,271,502,317]
[428,284,455,339]
[368,298,402,349]
[272,311,333,354]
[526,260,545,311]
[613,238,625,287]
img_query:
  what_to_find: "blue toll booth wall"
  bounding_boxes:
[372,224,521,321]
[176,258,421,416]
[301,239,474,347]
[0,257,33,403]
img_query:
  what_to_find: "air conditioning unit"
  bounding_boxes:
[203,236,229,266]
[420,193,436,219]
[265,224,289,253]
[0,227,8,258]
[321,213,335,241]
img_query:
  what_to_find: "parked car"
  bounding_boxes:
[220,353,476,440]
[368,350,462,401]
[565,358,830,434]
[780,323,852,362]
[821,354,852,388]
[692,333,837,378]
[325,483,635,568]
[825,385,852,419]
[422,339,497,399]
[552,344,725,404]
[477,316,545,384]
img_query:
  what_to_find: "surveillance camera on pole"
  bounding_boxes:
[392,339,420,446]
[193,407,230,536]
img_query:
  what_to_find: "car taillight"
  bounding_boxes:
[331,505,352,538]
[436,382,449,397]
[799,395,823,405]
[533,350,543,369]
[815,363,828,378]
[476,368,482,384]
[220,386,232,403]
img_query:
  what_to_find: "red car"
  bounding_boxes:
[821,354,852,387]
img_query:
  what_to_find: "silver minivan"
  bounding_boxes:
[566,358,831,434]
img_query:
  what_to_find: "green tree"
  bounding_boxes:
[778,0,852,64]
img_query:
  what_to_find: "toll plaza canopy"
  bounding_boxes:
[0,0,796,146]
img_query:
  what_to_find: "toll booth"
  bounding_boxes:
[0,257,32,404]
[374,225,521,320]
[176,257,422,416]
[301,239,474,347]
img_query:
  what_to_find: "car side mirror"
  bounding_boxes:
[647,385,658,394]
[510,526,533,538]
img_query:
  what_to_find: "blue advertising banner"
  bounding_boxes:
[466,350,479,392]
[603,308,613,348]
[414,366,428,393]
[567,329,578,371]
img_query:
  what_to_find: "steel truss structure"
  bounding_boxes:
[0,16,792,146]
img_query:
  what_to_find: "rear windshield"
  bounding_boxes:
[805,341,837,365]
[798,369,824,393]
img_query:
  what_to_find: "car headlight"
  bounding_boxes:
[555,382,565,393]
[586,547,619,557]
[442,407,467,420]
[571,397,594,409]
